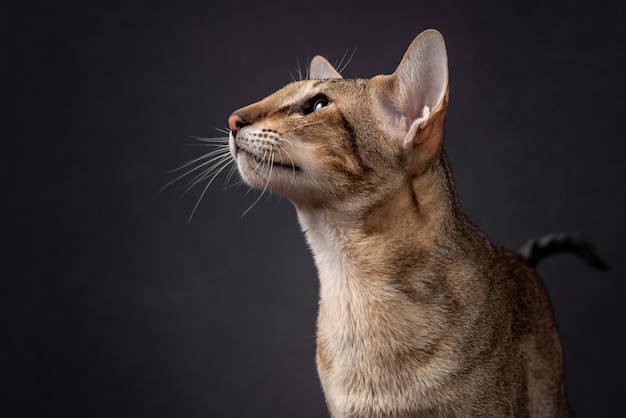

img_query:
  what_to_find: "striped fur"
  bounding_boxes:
[228,30,574,417]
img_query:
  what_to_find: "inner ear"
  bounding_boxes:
[375,29,449,147]
[309,56,343,80]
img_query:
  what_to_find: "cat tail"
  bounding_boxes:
[518,233,610,270]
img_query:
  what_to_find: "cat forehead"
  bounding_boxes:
[278,78,367,101]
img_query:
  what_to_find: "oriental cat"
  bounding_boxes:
[227,29,576,417]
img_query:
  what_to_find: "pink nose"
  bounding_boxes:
[228,113,249,134]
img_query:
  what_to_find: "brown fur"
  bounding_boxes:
[227,29,573,417]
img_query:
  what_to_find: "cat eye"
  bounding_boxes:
[303,95,332,114]
[313,97,332,111]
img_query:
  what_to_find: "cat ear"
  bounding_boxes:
[309,56,343,80]
[374,29,449,163]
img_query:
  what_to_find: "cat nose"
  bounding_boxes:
[228,113,251,134]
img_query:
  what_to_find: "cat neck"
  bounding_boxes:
[295,152,491,301]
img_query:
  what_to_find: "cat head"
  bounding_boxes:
[228,29,449,209]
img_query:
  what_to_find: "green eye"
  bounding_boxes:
[313,97,332,111]
[303,95,332,115]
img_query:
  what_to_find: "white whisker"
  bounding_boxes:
[188,135,229,143]
[186,158,233,223]
[162,131,239,221]
[241,150,275,218]
[279,104,294,127]
[212,127,231,135]
[280,121,322,134]
[278,137,294,147]
[165,116,303,221]
[277,146,297,192]
[264,150,277,204]
[305,54,310,79]
[223,165,239,188]
[336,47,357,75]
[248,150,269,177]
[168,147,230,173]
[296,59,303,81]
[182,154,232,194]
[160,148,231,193]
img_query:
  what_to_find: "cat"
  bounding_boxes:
[224,29,592,417]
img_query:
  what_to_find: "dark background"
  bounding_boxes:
[2,1,625,417]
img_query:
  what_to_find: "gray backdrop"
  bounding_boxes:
[2,1,625,417]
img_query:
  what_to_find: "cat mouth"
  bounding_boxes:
[237,147,300,171]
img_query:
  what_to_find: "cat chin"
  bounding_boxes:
[234,150,300,190]
[236,149,297,173]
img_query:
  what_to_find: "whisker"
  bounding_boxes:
[277,147,297,192]
[191,128,230,138]
[190,136,229,143]
[278,137,294,148]
[335,48,350,74]
[248,149,269,177]
[263,150,277,204]
[164,136,228,176]
[296,59,303,81]
[280,120,323,134]
[163,131,240,221]
[167,114,306,220]
[336,47,357,75]
[223,165,237,187]
[187,159,232,223]
[183,154,232,193]
[185,143,229,147]
[160,149,231,193]
[305,53,310,79]
[212,127,231,135]
[242,149,274,218]
[168,147,230,173]
[241,187,266,218]
[279,104,294,127]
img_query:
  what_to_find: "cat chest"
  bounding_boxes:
[315,279,460,411]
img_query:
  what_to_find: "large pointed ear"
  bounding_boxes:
[309,56,343,80]
[373,29,449,163]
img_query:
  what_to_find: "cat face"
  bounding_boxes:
[228,29,449,210]
[228,77,400,208]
